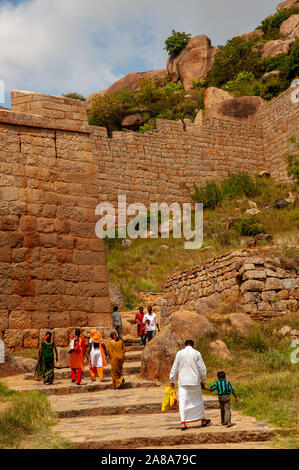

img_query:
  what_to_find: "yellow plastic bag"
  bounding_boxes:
[161,386,178,412]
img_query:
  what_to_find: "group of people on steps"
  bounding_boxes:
[34,328,126,390]
[34,307,238,429]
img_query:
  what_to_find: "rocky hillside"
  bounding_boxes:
[85,1,299,134]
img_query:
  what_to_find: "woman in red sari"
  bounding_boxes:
[135,307,146,346]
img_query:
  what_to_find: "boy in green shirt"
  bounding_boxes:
[203,371,238,428]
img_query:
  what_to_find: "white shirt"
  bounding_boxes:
[142,313,158,332]
[170,346,206,386]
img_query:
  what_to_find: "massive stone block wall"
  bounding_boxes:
[257,87,299,182]
[162,249,298,323]
[93,116,265,206]
[0,92,111,349]
[93,87,298,206]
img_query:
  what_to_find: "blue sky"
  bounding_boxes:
[0,0,280,105]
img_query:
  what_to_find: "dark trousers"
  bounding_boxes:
[218,394,231,424]
[145,330,156,343]
[115,325,123,340]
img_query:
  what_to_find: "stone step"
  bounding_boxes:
[50,388,219,418]
[125,345,144,352]
[52,409,275,449]
[125,350,142,361]
[24,362,141,381]
[9,375,159,396]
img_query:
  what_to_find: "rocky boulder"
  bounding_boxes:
[205,96,265,123]
[280,14,299,39]
[122,318,138,338]
[55,347,70,369]
[121,113,144,130]
[140,310,217,381]
[262,70,282,82]
[14,356,37,372]
[235,30,264,41]
[210,340,232,361]
[278,325,292,336]
[203,87,233,110]
[228,313,253,337]
[194,109,204,126]
[262,39,295,58]
[0,347,25,377]
[167,36,218,90]
[106,69,167,94]
[276,0,299,10]
[86,69,167,108]
[109,283,125,309]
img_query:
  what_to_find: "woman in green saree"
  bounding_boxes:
[35,332,58,384]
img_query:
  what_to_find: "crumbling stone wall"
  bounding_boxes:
[162,249,298,323]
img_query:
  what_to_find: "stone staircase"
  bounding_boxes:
[5,344,276,449]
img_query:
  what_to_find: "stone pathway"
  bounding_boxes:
[4,344,276,449]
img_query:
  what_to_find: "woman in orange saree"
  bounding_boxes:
[69,329,86,385]
[105,332,126,389]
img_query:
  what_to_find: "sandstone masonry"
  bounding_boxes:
[0,87,298,347]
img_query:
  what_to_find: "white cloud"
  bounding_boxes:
[0,0,279,103]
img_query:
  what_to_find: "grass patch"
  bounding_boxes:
[198,314,299,448]
[106,175,298,305]
[0,381,74,449]
[0,390,54,448]
[12,349,38,360]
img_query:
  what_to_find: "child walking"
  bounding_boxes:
[205,371,238,428]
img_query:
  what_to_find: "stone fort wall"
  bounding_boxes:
[0,86,298,348]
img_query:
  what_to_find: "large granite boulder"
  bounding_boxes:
[167,36,218,90]
[109,283,125,309]
[204,87,233,111]
[205,96,265,123]
[210,340,232,361]
[235,30,264,41]
[86,69,167,109]
[0,339,25,378]
[280,15,299,39]
[14,357,37,372]
[276,0,299,10]
[55,347,70,369]
[140,310,217,382]
[106,69,167,94]
[262,39,295,57]
[121,113,144,130]
[228,313,253,337]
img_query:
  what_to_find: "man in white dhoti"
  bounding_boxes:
[170,339,211,431]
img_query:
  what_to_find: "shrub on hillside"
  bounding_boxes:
[193,181,223,209]
[221,173,262,199]
[205,37,264,88]
[193,173,263,209]
[233,215,265,237]
[259,8,299,36]
[62,92,86,101]
[164,30,191,59]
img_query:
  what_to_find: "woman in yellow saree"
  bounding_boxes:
[105,332,126,389]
